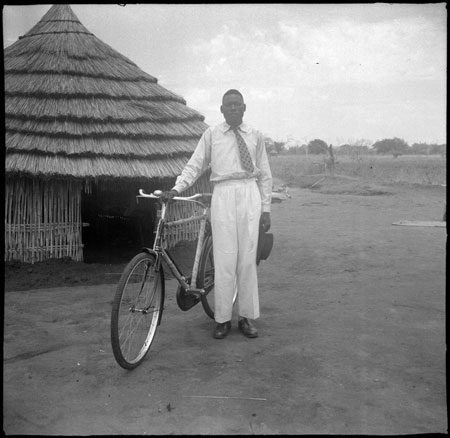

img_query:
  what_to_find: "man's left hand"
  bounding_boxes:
[260,212,271,232]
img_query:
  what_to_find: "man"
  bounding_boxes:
[162,89,272,339]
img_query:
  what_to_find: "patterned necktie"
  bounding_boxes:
[232,128,254,173]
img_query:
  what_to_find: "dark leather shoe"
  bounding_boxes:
[238,318,258,338]
[213,321,231,339]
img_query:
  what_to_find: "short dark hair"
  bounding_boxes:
[222,89,244,103]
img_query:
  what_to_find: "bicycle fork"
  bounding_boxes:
[131,257,160,315]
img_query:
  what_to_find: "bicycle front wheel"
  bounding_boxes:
[111,252,164,369]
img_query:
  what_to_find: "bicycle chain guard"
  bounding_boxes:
[176,277,201,311]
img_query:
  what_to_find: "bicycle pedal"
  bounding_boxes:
[186,287,206,296]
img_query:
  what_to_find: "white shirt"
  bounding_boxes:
[172,122,273,212]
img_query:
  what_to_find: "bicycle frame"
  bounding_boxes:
[137,190,211,297]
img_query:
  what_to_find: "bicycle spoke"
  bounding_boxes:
[122,315,146,359]
[119,311,144,345]
[132,261,155,302]
[143,270,160,311]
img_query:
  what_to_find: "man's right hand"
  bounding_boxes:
[160,189,178,203]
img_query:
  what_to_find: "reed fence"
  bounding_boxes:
[5,177,83,263]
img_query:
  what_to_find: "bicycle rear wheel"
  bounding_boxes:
[198,235,215,319]
[199,234,238,319]
[111,252,164,369]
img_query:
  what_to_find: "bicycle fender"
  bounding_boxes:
[141,247,158,258]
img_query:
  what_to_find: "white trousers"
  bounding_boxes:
[211,179,262,323]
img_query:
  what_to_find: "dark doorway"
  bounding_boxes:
[81,181,158,264]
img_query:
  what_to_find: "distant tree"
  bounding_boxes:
[273,141,285,154]
[410,142,430,155]
[430,144,446,155]
[264,137,275,154]
[409,142,446,155]
[307,139,328,154]
[336,144,352,154]
[357,145,370,154]
[345,138,372,148]
[283,137,302,153]
[336,144,370,155]
[371,137,410,156]
[292,145,305,154]
[264,136,274,145]
[299,144,308,154]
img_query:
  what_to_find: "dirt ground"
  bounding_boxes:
[3,178,447,435]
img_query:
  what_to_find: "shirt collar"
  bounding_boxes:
[222,122,249,133]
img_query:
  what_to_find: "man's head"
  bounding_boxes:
[221,89,246,128]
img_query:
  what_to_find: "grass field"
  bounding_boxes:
[269,154,447,187]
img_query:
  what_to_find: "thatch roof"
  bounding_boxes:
[4,4,208,180]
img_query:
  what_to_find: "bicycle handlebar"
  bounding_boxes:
[138,189,210,205]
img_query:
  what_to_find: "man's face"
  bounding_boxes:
[220,93,246,128]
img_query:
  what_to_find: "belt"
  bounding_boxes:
[213,177,256,185]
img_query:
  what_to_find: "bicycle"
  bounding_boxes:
[110,189,233,370]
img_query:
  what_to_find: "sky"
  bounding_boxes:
[2,3,447,146]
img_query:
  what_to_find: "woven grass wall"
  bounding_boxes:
[5,176,83,263]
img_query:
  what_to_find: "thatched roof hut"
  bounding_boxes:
[4,4,211,263]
